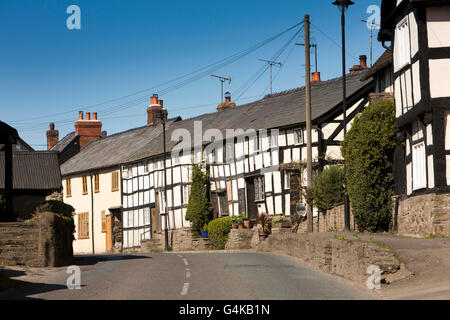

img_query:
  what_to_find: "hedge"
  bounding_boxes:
[341,100,397,232]
[313,165,345,212]
[207,217,233,249]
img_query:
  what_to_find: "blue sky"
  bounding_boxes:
[0,0,383,149]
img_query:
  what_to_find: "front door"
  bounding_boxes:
[245,178,258,223]
[105,215,112,252]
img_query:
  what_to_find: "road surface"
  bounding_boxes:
[1,252,376,300]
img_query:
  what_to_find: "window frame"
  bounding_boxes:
[77,212,89,239]
[101,210,106,233]
[294,129,304,145]
[66,178,72,198]
[82,176,88,195]
[395,17,411,72]
[111,171,119,192]
[284,171,291,190]
[94,174,100,193]
[254,176,265,202]
[412,141,427,191]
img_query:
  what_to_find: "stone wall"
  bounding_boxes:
[141,228,213,253]
[394,192,450,237]
[258,232,403,285]
[296,204,356,233]
[0,212,73,267]
[225,228,259,250]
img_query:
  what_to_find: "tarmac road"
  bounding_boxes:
[1,252,376,300]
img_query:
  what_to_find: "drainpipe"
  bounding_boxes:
[89,172,95,254]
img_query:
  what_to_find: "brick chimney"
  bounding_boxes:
[74,111,102,148]
[350,55,369,73]
[217,92,236,111]
[312,72,321,83]
[46,123,59,150]
[147,94,168,126]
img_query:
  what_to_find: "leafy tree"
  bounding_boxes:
[186,163,212,233]
[341,100,397,232]
[313,166,345,212]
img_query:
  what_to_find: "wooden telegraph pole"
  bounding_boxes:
[304,15,313,233]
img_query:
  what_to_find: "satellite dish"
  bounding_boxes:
[295,203,307,217]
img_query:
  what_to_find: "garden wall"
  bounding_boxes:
[296,204,356,233]
[394,193,450,237]
[258,232,405,285]
[0,212,73,267]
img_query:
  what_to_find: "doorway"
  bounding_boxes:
[245,177,258,223]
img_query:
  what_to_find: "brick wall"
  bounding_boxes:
[0,212,73,267]
[394,192,450,237]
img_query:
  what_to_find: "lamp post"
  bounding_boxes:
[155,110,169,251]
[332,0,354,231]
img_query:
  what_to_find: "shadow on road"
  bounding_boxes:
[73,254,152,266]
[0,280,73,300]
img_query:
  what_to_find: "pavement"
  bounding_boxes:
[0,252,377,300]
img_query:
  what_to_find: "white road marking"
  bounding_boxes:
[182,258,189,266]
[177,254,182,258]
[181,282,190,296]
[186,269,191,279]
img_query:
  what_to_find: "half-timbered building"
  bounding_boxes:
[379,0,450,236]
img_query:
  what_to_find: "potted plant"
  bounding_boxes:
[238,221,244,230]
[232,218,238,229]
[201,223,208,238]
[258,213,271,241]
[243,217,250,229]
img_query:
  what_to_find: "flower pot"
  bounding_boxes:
[232,222,237,229]
[243,220,250,229]
[201,230,208,238]
[238,224,244,230]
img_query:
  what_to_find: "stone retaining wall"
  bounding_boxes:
[225,228,259,250]
[141,228,213,253]
[394,192,450,237]
[258,232,403,285]
[0,212,73,267]
[296,205,356,233]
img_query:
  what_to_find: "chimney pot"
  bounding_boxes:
[217,92,236,111]
[78,111,84,120]
[158,100,164,108]
[312,72,321,83]
[46,123,59,150]
[85,112,91,120]
[93,112,98,120]
[359,55,367,68]
[150,94,159,105]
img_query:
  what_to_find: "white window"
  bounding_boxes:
[412,141,427,190]
[269,132,279,149]
[182,185,190,205]
[254,176,265,201]
[395,18,411,71]
[144,208,150,225]
[294,129,303,145]
[284,171,291,190]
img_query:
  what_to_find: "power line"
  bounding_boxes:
[6,20,304,125]
[310,21,359,63]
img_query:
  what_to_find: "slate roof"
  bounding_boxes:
[0,151,62,190]
[60,119,180,176]
[0,121,18,143]
[50,132,78,152]
[361,50,392,81]
[61,70,374,176]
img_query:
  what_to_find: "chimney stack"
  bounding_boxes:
[349,54,369,73]
[46,123,59,150]
[217,92,236,111]
[147,94,168,126]
[74,111,102,148]
[311,72,321,83]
